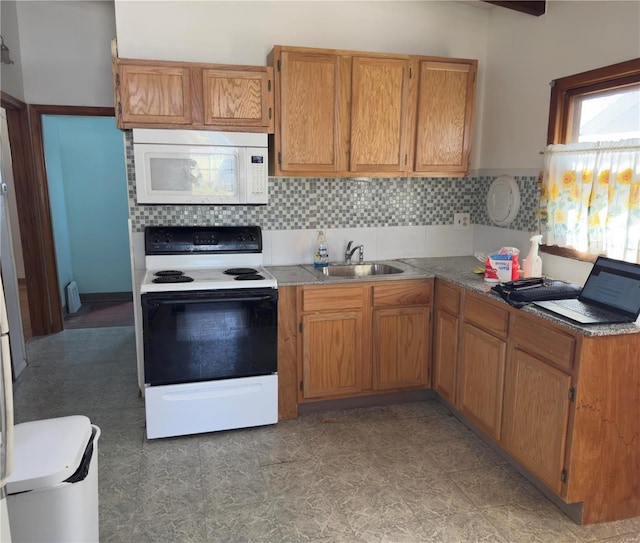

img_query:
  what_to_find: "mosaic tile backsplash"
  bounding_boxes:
[125,132,539,233]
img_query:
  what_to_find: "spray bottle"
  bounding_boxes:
[523,235,543,278]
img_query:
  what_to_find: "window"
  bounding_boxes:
[547,58,640,145]
[541,59,640,263]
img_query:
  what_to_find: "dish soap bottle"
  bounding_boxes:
[523,234,543,277]
[314,230,329,268]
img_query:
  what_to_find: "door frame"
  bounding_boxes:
[0,93,116,336]
[0,92,53,336]
[28,104,116,334]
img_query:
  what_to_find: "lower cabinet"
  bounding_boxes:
[458,322,506,441]
[457,292,509,441]
[431,279,640,524]
[283,276,640,524]
[432,281,462,405]
[299,279,431,401]
[373,306,430,390]
[302,310,365,398]
[502,345,572,494]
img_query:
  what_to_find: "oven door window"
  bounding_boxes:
[142,289,277,386]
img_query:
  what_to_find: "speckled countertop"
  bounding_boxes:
[268,256,640,338]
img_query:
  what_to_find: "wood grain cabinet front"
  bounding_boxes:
[414,59,477,175]
[269,45,477,177]
[438,289,640,525]
[269,47,350,175]
[432,281,462,405]
[350,56,414,174]
[113,58,273,132]
[457,293,509,441]
[117,63,192,125]
[372,282,431,390]
[502,312,575,496]
[298,280,432,401]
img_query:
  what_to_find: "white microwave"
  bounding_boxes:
[132,129,269,205]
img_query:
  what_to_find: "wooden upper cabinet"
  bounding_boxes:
[201,69,272,128]
[414,59,477,175]
[118,63,192,125]
[269,46,478,177]
[350,57,415,173]
[114,58,274,132]
[272,48,350,174]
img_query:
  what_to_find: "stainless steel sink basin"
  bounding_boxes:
[318,263,404,278]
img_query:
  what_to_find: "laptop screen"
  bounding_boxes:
[580,257,640,317]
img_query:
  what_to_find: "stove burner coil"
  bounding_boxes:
[152,275,194,284]
[234,274,265,281]
[224,268,258,276]
[154,270,184,277]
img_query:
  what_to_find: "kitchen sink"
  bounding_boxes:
[318,263,404,278]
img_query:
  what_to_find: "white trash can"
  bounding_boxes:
[6,415,100,543]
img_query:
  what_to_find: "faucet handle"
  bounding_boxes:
[358,245,364,263]
[346,240,353,252]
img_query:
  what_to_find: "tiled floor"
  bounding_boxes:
[12,326,640,543]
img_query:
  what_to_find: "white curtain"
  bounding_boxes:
[540,138,640,263]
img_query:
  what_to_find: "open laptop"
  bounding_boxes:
[533,256,640,325]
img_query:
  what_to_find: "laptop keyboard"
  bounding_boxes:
[553,299,621,319]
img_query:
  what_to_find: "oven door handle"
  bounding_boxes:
[145,295,276,307]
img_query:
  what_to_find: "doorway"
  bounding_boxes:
[40,114,131,327]
[29,105,131,334]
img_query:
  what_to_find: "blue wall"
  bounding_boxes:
[43,115,131,301]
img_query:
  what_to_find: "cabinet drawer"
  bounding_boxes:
[513,316,576,371]
[436,281,461,314]
[464,294,509,338]
[302,286,365,312]
[373,281,431,307]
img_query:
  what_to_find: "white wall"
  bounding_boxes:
[0,0,25,101]
[114,0,491,170]
[16,1,116,106]
[480,0,640,170]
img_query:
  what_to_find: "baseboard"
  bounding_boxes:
[297,389,435,415]
[79,291,133,303]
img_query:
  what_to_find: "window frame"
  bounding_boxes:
[542,58,640,262]
[547,58,640,145]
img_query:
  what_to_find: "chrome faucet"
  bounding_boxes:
[344,241,364,264]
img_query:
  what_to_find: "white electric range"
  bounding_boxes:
[140,225,278,439]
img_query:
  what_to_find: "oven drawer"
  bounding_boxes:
[145,375,278,439]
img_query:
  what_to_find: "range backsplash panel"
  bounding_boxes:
[125,132,538,232]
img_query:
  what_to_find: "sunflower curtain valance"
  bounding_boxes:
[540,138,640,263]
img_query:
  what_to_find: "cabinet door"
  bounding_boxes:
[202,68,272,129]
[414,60,476,175]
[503,348,572,495]
[432,281,461,405]
[118,63,192,125]
[301,310,364,399]
[276,51,349,174]
[458,323,507,441]
[433,308,459,405]
[350,57,414,173]
[373,306,429,390]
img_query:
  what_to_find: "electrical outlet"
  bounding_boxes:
[453,212,470,230]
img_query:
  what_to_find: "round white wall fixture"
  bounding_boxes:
[486,175,520,226]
